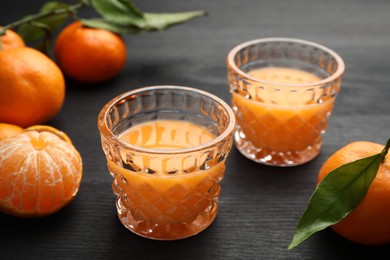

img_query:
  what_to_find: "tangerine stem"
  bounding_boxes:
[0,0,89,36]
[381,137,390,163]
[29,21,53,56]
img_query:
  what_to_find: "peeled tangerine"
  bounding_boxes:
[0,125,82,217]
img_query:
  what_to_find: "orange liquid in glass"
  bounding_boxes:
[120,120,215,150]
[233,67,334,152]
[108,120,225,240]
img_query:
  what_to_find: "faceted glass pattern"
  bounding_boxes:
[98,86,235,240]
[227,38,345,166]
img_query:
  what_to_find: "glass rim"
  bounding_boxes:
[98,85,236,155]
[226,37,345,88]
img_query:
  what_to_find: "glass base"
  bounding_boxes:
[110,161,225,240]
[234,129,321,167]
[116,201,218,240]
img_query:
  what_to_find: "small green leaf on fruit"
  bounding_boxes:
[288,153,382,249]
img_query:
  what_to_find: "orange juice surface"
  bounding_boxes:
[120,120,215,150]
[107,120,225,239]
[232,67,334,152]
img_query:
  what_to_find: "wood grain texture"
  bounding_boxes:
[1,0,390,259]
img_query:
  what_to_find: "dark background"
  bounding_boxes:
[1,0,390,259]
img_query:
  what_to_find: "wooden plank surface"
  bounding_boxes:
[1,0,390,259]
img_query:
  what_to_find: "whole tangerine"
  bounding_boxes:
[0,123,23,141]
[54,21,126,83]
[317,141,390,245]
[0,125,83,217]
[0,47,65,127]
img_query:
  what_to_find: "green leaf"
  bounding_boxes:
[17,1,70,42]
[143,11,206,31]
[288,153,382,249]
[39,1,71,28]
[90,0,206,33]
[17,15,42,42]
[35,31,52,56]
[90,0,146,28]
[80,18,139,34]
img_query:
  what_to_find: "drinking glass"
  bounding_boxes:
[226,38,345,166]
[98,86,235,240]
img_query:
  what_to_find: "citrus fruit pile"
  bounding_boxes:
[0,21,130,219]
[0,25,86,217]
[0,1,204,219]
[0,22,126,127]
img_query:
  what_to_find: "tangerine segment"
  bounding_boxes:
[0,130,82,217]
[317,141,390,245]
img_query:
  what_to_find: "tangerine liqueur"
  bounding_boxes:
[232,67,334,153]
[107,120,225,240]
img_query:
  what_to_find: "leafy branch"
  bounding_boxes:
[0,1,87,34]
[0,0,206,53]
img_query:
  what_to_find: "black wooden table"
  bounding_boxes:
[1,0,390,259]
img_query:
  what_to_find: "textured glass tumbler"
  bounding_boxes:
[98,86,235,240]
[227,38,345,166]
